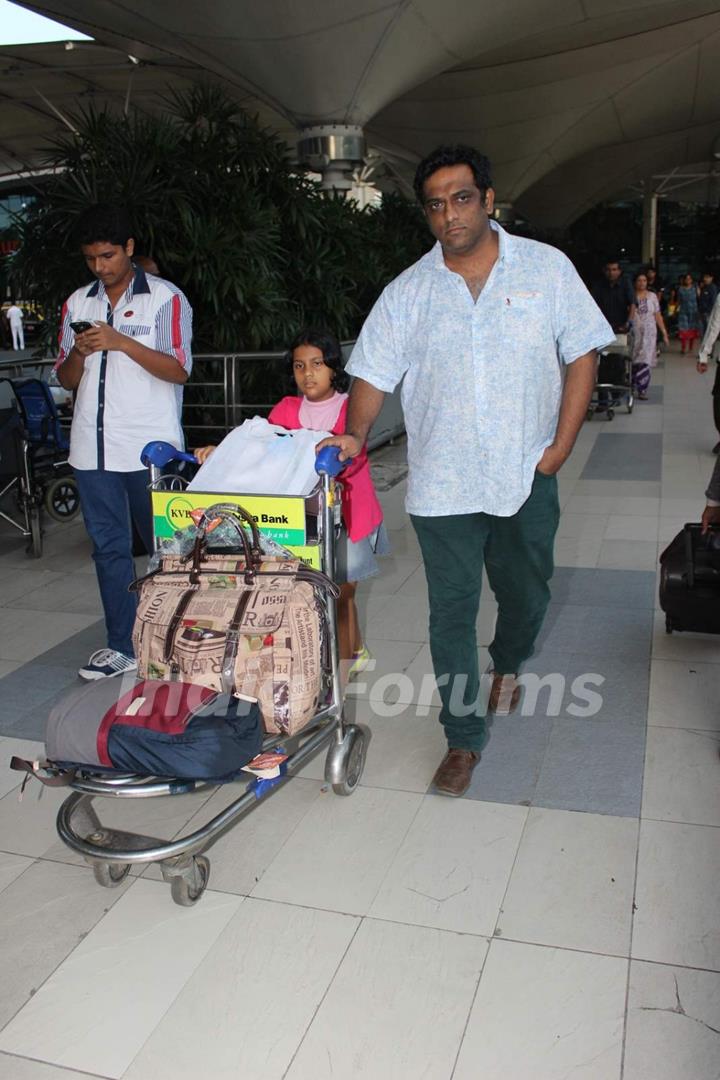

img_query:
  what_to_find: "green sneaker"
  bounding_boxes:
[348,645,372,681]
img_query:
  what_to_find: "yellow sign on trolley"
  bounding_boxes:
[151,490,322,568]
[152,490,307,544]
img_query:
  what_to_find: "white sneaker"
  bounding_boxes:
[78,649,138,681]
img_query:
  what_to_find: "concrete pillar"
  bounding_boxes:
[641,190,658,265]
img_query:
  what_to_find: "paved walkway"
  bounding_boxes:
[0,344,717,1079]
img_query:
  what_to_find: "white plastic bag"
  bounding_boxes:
[188,416,329,496]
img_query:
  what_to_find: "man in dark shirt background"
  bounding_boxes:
[591,259,635,409]
[698,271,718,333]
[591,259,635,332]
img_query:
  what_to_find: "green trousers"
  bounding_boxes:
[411,472,560,752]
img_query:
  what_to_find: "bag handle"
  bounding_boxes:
[198,503,263,561]
[188,505,260,585]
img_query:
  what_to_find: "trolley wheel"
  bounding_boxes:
[665,614,674,635]
[27,505,42,558]
[170,855,210,907]
[44,475,81,522]
[92,861,131,888]
[606,408,615,421]
[326,724,368,797]
[586,408,594,421]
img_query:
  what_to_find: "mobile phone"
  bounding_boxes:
[70,320,94,334]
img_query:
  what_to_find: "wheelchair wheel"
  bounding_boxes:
[28,504,42,558]
[44,475,81,523]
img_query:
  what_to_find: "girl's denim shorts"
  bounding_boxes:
[335,521,390,584]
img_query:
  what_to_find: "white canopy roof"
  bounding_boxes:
[4,0,720,224]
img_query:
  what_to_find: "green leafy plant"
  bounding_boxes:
[8,85,430,354]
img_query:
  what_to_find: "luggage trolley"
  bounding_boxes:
[17,441,369,906]
[587,334,634,421]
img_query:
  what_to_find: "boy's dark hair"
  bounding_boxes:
[285,328,350,393]
[413,145,493,204]
[75,204,133,247]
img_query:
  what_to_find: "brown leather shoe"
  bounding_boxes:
[432,749,480,797]
[488,672,520,715]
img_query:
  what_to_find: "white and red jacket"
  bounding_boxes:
[57,264,193,471]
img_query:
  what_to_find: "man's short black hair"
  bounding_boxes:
[75,204,133,247]
[413,145,493,204]
[604,258,622,267]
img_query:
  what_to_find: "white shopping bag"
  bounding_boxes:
[188,416,330,496]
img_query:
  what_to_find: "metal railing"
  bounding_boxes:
[183,351,287,444]
[0,348,406,450]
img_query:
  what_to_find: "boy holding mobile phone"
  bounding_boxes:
[56,204,193,680]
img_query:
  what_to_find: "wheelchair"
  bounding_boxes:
[0,377,80,557]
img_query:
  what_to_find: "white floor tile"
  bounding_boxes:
[642,726,720,826]
[553,535,603,568]
[604,515,659,542]
[125,898,358,1080]
[286,918,487,1079]
[251,786,422,914]
[624,961,720,1080]
[143,776,322,894]
[344,698,446,792]
[0,850,32,895]
[0,858,131,1032]
[648,658,720,731]
[498,808,637,955]
[0,1055,106,1079]
[0,879,242,1078]
[633,818,720,969]
[345,637,423,695]
[0,570,63,607]
[364,592,429,642]
[369,797,526,935]
[556,513,608,540]
[564,495,618,515]
[454,939,627,1080]
[597,539,659,570]
[0,784,71,859]
[0,737,44,799]
[363,555,421,598]
[651,611,720,663]
[659,497,706,520]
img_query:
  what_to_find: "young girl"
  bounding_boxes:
[195,328,388,680]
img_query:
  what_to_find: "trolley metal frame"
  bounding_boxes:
[587,336,634,422]
[45,444,369,906]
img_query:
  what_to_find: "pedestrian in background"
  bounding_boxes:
[7,301,24,351]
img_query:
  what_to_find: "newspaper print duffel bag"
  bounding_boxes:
[131,503,339,735]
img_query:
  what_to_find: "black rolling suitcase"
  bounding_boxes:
[659,524,720,634]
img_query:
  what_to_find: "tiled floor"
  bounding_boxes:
[0,344,718,1078]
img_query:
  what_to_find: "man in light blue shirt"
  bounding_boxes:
[322,145,613,796]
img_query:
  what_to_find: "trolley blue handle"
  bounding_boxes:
[141,440,198,468]
[314,445,346,477]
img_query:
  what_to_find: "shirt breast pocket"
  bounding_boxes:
[119,323,152,340]
[502,295,547,337]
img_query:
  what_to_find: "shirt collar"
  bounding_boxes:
[85,264,151,302]
[432,219,510,270]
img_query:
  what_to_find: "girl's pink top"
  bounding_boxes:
[268,394,384,543]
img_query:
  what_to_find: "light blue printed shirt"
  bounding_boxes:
[346,222,614,517]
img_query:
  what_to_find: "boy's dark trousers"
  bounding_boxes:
[411,471,560,753]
